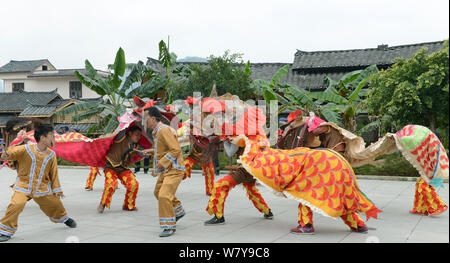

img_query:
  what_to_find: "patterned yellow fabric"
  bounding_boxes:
[410,178,448,216]
[233,134,382,220]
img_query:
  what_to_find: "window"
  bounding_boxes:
[42,65,48,71]
[12,83,24,92]
[69,81,82,99]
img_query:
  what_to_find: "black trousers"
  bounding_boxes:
[135,157,150,173]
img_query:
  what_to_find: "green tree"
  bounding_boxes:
[366,40,449,147]
[172,50,253,100]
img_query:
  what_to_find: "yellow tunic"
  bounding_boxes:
[152,125,185,176]
[6,144,62,196]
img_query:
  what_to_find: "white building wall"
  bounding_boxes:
[2,74,100,99]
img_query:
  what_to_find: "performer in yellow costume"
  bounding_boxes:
[0,125,77,242]
[142,106,186,238]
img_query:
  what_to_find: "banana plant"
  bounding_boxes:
[251,64,291,113]
[282,84,345,126]
[323,64,379,132]
[56,47,135,135]
[124,37,190,104]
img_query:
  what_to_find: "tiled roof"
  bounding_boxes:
[292,41,445,71]
[0,90,61,112]
[19,97,104,117]
[0,59,49,73]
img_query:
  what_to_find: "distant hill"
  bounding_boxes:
[177,56,208,63]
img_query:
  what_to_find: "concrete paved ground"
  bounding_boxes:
[0,167,448,243]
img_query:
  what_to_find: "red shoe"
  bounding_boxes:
[290,225,315,235]
[430,206,448,216]
[351,225,369,234]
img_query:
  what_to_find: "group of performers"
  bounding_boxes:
[0,93,448,242]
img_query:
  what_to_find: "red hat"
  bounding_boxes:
[287,109,303,124]
[201,98,225,113]
[185,96,201,106]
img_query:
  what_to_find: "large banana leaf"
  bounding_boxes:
[126,76,168,99]
[72,107,105,122]
[250,79,270,97]
[158,40,176,71]
[74,71,107,96]
[309,91,348,104]
[104,117,119,134]
[118,63,142,96]
[110,74,123,93]
[275,93,290,106]
[358,119,380,135]
[324,76,338,93]
[319,106,342,126]
[55,101,101,115]
[287,85,316,109]
[339,70,362,85]
[348,65,378,102]
[113,47,126,77]
[269,64,290,89]
[84,60,109,93]
[263,89,278,103]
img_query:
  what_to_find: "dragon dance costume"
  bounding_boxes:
[233,133,382,233]
[184,138,221,196]
[152,124,186,230]
[85,167,101,190]
[205,148,273,222]
[280,113,449,218]
[100,129,141,211]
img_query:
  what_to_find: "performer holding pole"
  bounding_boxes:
[0,124,76,242]
[141,106,186,238]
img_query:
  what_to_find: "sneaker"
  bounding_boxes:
[176,211,185,221]
[264,210,274,219]
[64,218,77,228]
[159,229,176,237]
[0,234,11,242]
[351,225,369,234]
[204,215,225,226]
[290,224,315,235]
[430,206,448,216]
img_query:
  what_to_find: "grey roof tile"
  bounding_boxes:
[293,41,445,71]
[0,90,61,112]
[0,59,49,73]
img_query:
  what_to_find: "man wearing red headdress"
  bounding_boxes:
[204,105,273,225]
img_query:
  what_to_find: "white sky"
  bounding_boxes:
[0,0,448,71]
